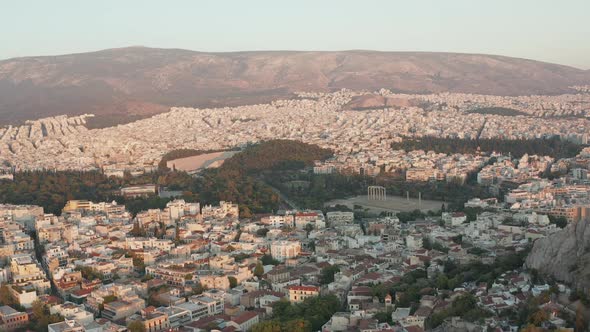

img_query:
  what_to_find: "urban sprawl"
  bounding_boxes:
[0,88,590,332]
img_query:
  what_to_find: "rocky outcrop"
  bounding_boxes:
[525,219,590,291]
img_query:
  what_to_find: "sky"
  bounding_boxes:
[2,0,590,69]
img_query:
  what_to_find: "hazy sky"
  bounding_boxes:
[3,0,590,69]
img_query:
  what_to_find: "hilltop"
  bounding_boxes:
[1,46,589,125]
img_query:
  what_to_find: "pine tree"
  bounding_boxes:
[254,261,264,278]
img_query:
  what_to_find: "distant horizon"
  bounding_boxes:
[2,45,588,71]
[2,0,589,69]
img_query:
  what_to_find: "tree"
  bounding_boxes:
[174,223,181,243]
[426,293,491,329]
[191,282,206,295]
[320,265,340,285]
[269,295,340,332]
[0,285,17,307]
[576,303,587,332]
[432,242,449,253]
[422,237,433,250]
[228,276,238,289]
[102,295,117,305]
[252,320,282,332]
[549,215,568,229]
[127,320,146,332]
[31,300,46,323]
[76,266,104,281]
[390,136,582,160]
[261,255,280,266]
[30,300,63,331]
[373,311,393,324]
[304,223,314,235]
[529,310,548,326]
[254,261,264,278]
[452,294,477,314]
[240,206,253,219]
[256,228,270,237]
[521,324,543,332]
[283,319,311,332]
[436,274,449,289]
[129,221,146,237]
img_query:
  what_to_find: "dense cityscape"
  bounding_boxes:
[0,86,589,332]
[2,1,590,330]
[1,89,589,174]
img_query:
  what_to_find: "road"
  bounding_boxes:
[264,182,301,211]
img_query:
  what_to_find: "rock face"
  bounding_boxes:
[1,46,590,125]
[525,220,590,291]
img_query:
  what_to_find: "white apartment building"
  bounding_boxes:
[262,215,295,228]
[270,241,301,262]
[406,235,423,251]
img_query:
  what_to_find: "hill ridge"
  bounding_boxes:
[1,47,589,125]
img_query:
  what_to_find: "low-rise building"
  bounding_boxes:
[0,306,29,331]
[287,285,319,303]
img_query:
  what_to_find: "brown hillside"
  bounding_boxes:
[1,47,589,125]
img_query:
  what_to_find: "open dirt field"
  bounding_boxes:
[167,151,238,172]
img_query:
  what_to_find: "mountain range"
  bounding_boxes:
[1,46,589,126]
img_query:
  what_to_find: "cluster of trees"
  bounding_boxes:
[0,140,333,218]
[503,214,569,229]
[548,215,568,229]
[29,300,65,332]
[427,293,492,328]
[396,209,428,223]
[0,170,120,214]
[265,164,492,214]
[499,286,587,330]
[252,295,341,332]
[160,140,327,217]
[437,248,530,290]
[196,167,279,218]
[147,283,171,307]
[422,237,449,253]
[260,255,281,266]
[3,138,560,225]
[0,298,65,332]
[391,136,583,159]
[0,285,24,311]
[266,172,369,210]
[127,320,147,332]
[0,168,194,216]
[194,140,333,217]
[0,139,503,220]
[76,266,105,281]
[124,196,175,217]
[369,249,530,326]
[222,139,332,173]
